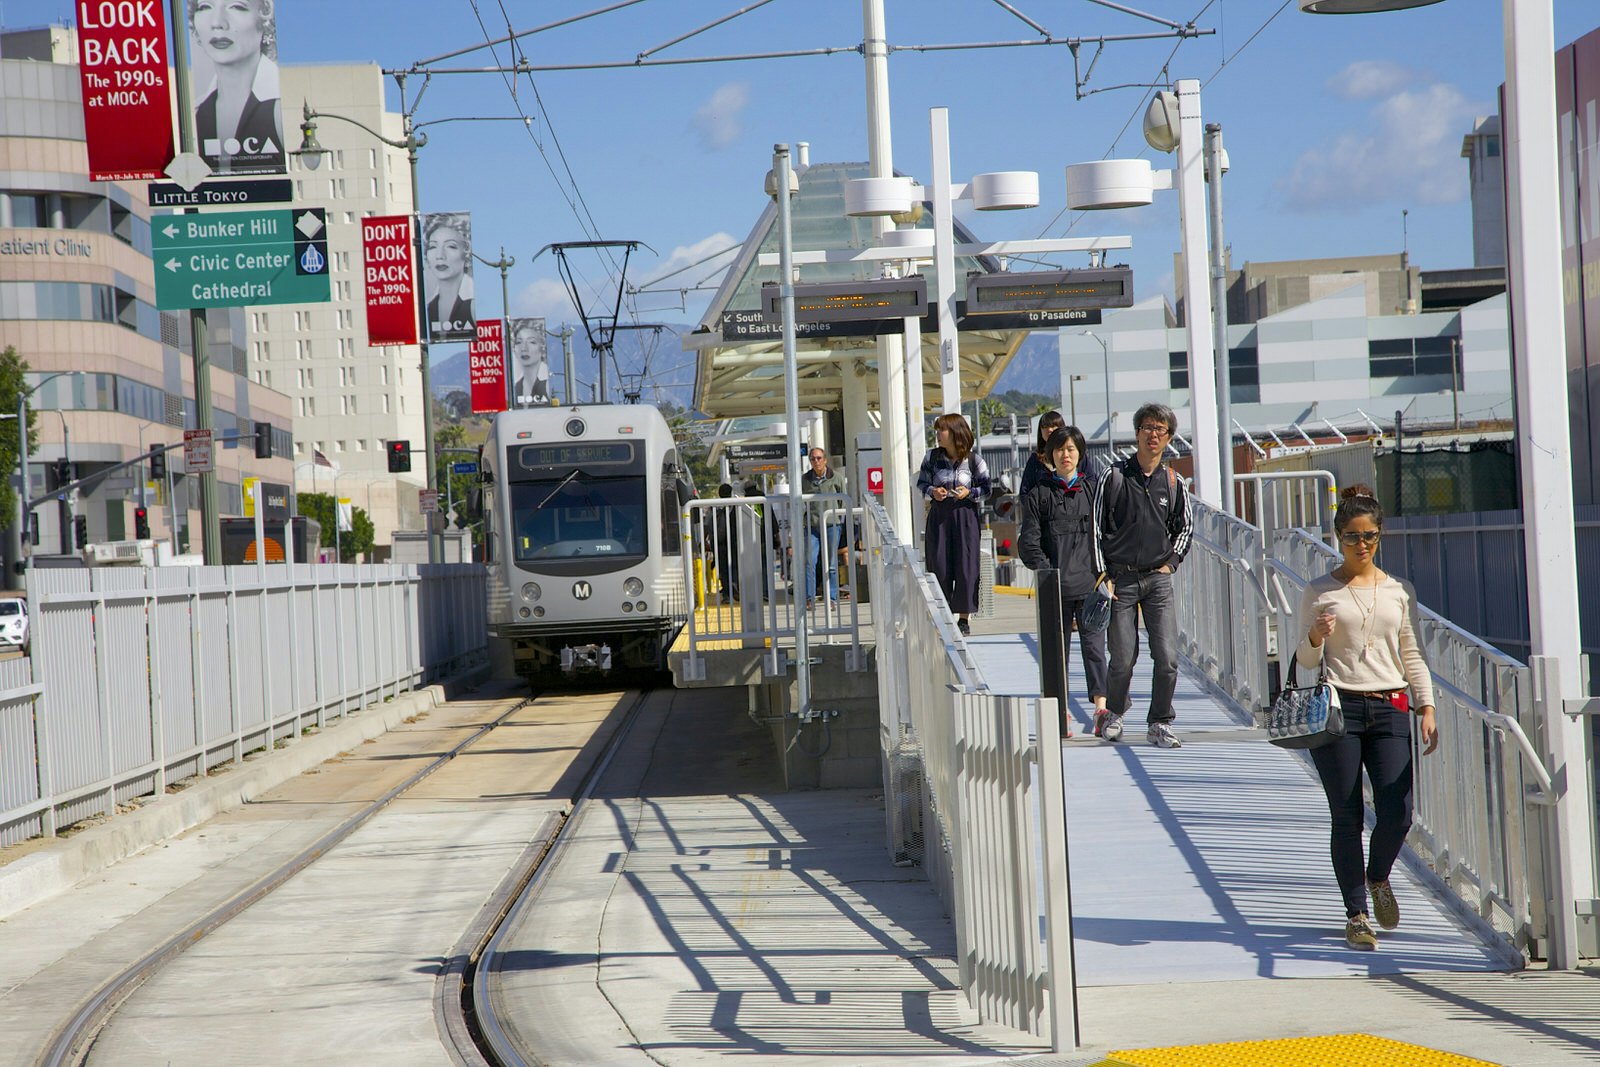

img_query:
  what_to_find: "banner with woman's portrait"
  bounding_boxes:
[185,0,287,175]
[508,317,551,407]
[422,212,476,342]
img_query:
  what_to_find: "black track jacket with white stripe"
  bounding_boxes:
[1092,455,1193,575]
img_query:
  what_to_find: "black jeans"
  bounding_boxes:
[1309,691,1415,919]
[1064,596,1108,700]
[1106,569,1178,723]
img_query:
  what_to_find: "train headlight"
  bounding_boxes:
[517,606,532,619]
[565,418,585,438]
[521,582,541,602]
[533,606,545,617]
[621,601,634,613]
[635,601,648,612]
[623,576,644,597]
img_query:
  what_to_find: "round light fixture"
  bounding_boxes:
[970,171,1040,211]
[521,582,541,602]
[623,576,644,597]
[1065,160,1155,211]
[843,176,918,217]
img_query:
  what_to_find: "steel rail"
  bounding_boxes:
[470,688,659,1067]
[36,695,538,1067]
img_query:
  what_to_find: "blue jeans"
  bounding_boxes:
[1310,692,1415,918]
[1106,569,1178,723]
[806,524,841,600]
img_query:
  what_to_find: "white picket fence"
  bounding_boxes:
[0,563,487,847]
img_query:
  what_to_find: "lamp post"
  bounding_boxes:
[1300,0,1592,972]
[1204,122,1235,513]
[769,144,809,721]
[1068,375,1086,428]
[474,247,516,409]
[295,102,439,564]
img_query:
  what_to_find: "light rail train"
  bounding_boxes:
[481,404,691,684]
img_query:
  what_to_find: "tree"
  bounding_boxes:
[0,347,38,532]
[660,401,715,493]
[297,491,374,562]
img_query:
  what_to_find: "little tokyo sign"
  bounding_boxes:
[154,208,330,310]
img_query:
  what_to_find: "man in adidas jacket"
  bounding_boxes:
[1091,401,1193,748]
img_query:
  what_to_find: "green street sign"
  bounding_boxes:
[153,208,331,310]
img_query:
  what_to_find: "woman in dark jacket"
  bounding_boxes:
[1018,410,1066,496]
[917,413,990,636]
[1018,425,1108,732]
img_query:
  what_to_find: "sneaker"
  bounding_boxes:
[957,618,971,636]
[1345,913,1379,950]
[1369,880,1400,930]
[1095,711,1124,742]
[1147,722,1182,748]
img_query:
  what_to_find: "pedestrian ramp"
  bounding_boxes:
[961,630,1519,987]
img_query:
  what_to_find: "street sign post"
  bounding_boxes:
[184,428,214,473]
[419,490,440,514]
[153,208,330,310]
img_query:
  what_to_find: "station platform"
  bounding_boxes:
[520,592,1600,1066]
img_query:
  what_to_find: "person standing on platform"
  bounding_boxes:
[917,413,990,637]
[1018,425,1107,737]
[1019,410,1066,496]
[800,448,847,609]
[1296,484,1438,951]
[1092,402,1192,748]
[711,483,740,604]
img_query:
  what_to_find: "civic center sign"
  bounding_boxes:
[154,208,331,310]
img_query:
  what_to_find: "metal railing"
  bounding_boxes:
[861,497,1075,1050]
[678,494,864,686]
[1270,527,1553,954]
[1233,470,1338,547]
[1172,501,1274,717]
[0,563,487,848]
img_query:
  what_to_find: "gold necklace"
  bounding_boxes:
[1346,574,1380,661]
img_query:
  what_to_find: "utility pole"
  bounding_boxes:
[167,0,221,564]
[475,247,515,409]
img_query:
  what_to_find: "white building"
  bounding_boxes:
[1461,116,1506,269]
[262,64,427,552]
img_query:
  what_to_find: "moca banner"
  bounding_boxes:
[508,317,551,407]
[361,215,418,346]
[422,212,476,342]
[185,0,286,174]
[75,0,175,181]
[469,320,507,414]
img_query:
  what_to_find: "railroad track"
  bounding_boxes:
[36,686,656,1067]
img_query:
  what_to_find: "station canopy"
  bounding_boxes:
[685,162,1033,419]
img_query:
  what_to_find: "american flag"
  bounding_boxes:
[314,449,333,468]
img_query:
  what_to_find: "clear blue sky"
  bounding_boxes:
[4,0,1594,389]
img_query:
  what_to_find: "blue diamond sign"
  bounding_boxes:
[154,208,331,310]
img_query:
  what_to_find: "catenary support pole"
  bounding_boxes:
[1173,79,1221,507]
[1205,123,1234,513]
[773,144,810,722]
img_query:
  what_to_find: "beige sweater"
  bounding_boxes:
[1294,571,1435,709]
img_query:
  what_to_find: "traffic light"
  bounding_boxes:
[73,515,88,549]
[133,506,150,540]
[254,421,273,459]
[54,457,71,488]
[149,448,166,481]
[386,439,412,473]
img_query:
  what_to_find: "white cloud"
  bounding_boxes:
[638,231,741,289]
[692,83,749,151]
[513,277,578,321]
[1282,81,1481,210]
[1327,59,1415,101]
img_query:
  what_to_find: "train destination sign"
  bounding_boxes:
[966,267,1134,314]
[154,208,331,310]
[760,277,929,324]
[718,304,1099,343]
[518,442,636,469]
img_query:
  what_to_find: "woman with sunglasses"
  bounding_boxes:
[1295,484,1438,951]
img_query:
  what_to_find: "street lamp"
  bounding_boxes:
[1079,331,1113,448]
[294,102,439,565]
[472,248,516,410]
[12,372,79,576]
[1065,79,1223,507]
[1301,0,1591,972]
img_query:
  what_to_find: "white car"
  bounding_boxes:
[0,597,28,654]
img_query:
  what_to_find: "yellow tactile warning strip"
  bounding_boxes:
[1091,1033,1499,1067]
[993,584,1036,598]
[668,604,770,653]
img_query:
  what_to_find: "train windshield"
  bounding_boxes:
[510,473,648,562]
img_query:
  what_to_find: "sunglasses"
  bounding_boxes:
[1339,531,1381,547]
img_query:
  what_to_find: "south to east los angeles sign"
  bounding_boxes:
[74,0,174,181]
[154,208,331,310]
